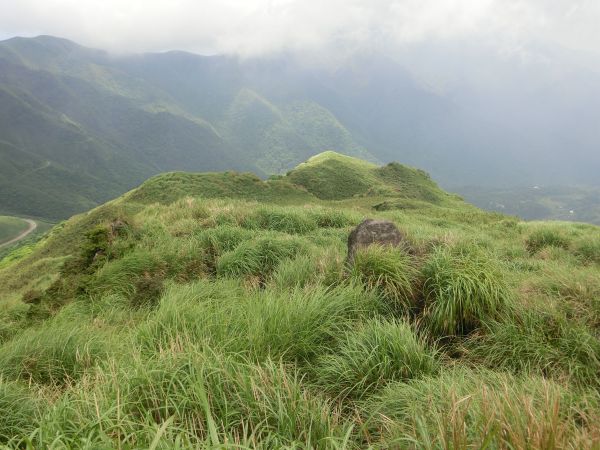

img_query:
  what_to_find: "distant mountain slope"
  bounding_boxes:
[0,36,376,219]
[1,35,599,220]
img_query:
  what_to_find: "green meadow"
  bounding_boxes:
[1,153,599,448]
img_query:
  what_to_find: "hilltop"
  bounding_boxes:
[126,151,457,206]
[0,154,599,448]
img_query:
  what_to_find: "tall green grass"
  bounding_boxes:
[465,307,600,387]
[525,227,571,254]
[216,235,307,280]
[2,172,600,447]
[31,349,355,449]
[137,281,382,364]
[0,320,107,385]
[574,236,600,264]
[350,245,418,310]
[316,319,439,399]
[422,246,512,336]
[366,368,600,449]
[0,380,42,443]
[242,206,318,234]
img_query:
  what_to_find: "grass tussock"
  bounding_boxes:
[242,206,318,234]
[316,318,439,399]
[350,245,418,310]
[0,320,107,385]
[216,235,307,280]
[31,349,354,449]
[366,368,600,449]
[0,380,43,443]
[422,246,513,336]
[574,236,600,264]
[465,308,600,387]
[525,227,571,254]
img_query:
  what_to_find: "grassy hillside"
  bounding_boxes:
[287,151,451,203]
[0,155,599,448]
[0,216,28,244]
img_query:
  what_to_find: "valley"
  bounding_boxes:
[456,185,600,225]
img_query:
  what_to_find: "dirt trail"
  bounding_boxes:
[0,219,37,248]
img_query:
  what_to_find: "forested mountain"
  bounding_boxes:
[1,35,599,219]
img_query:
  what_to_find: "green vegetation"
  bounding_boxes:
[287,152,449,203]
[350,245,418,310]
[422,246,513,337]
[316,319,439,400]
[0,216,29,244]
[0,153,599,448]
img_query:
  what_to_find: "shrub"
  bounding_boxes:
[422,246,512,336]
[316,319,439,399]
[350,245,417,310]
[216,236,307,280]
[525,228,570,254]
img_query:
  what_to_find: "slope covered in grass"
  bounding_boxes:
[0,155,599,448]
[286,151,452,204]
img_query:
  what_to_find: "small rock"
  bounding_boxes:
[347,219,405,261]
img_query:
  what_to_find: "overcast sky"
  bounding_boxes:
[0,0,599,57]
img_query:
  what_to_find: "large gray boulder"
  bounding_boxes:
[347,219,405,261]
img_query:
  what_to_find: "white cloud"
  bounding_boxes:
[0,0,598,56]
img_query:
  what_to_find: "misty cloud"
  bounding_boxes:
[0,0,599,56]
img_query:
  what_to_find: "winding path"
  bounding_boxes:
[0,219,37,248]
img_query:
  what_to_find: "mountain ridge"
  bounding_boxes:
[2,35,600,221]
